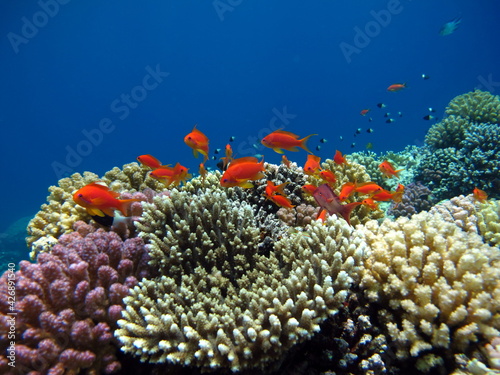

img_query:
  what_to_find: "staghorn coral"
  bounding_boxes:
[445,89,500,124]
[116,189,367,372]
[357,211,500,373]
[0,221,151,374]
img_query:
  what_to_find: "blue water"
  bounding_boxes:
[1,0,499,255]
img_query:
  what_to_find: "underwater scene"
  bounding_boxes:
[1,1,500,374]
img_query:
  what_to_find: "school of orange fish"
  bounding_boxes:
[73,124,489,226]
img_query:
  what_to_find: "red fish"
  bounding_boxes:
[338,182,357,201]
[137,154,168,169]
[387,83,407,92]
[473,187,488,203]
[312,184,361,226]
[199,163,207,185]
[354,182,383,195]
[370,185,404,204]
[319,170,336,185]
[281,155,291,168]
[220,157,265,188]
[268,194,295,209]
[379,160,403,178]
[303,154,322,175]
[361,198,379,210]
[265,180,289,197]
[302,184,318,195]
[73,182,140,217]
[261,130,316,154]
[360,109,370,116]
[220,144,233,170]
[150,163,191,186]
[333,150,347,165]
[184,124,209,161]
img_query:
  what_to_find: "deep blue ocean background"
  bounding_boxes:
[1,0,499,262]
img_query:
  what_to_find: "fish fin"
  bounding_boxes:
[340,202,362,226]
[86,182,119,196]
[227,157,259,167]
[192,149,199,158]
[239,181,254,189]
[87,207,105,217]
[299,134,317,154]
[273,147,284,154]
[252,172,266,180]
[117,199,141,216]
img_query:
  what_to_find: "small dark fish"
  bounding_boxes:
[91,213,114,227]
[428,107,436,112]
[377,103,386,108]
[366,128,374,133]
[386,118,395,123]
[422,74,430,80]
[368,117,373,122]
[339,136,343,141]
[439,17,461,36]
[229,136,236,142]
[214,148,221,154]
[398,112,403,117]
[355,128,362,134]
[320,138,328,143]
[350,142,356,148]
[211,156,217,160]
[384,112,391,117]
[316,145,321,151]
[423,115,435,121]
[366,142,373,150]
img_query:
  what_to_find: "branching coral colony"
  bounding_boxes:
[2,89,499,374]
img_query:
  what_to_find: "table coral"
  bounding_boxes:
[0,221,151,374]
[115,184,367,372]
[357,211,500,373]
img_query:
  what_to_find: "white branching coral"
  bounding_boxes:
[357,211,500,372]
[116,183,366,372]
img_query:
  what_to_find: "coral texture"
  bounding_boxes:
[0,221,150,374]
[116,186,366,372]
[387,182,433,218]
[358,211,500,373]
[477,199,500,246]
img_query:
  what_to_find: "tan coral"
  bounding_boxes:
[116,186,366,372]
[477,200,500,247]
[429,194,480,234]
[445,89,500,124]
[358,211,500,371]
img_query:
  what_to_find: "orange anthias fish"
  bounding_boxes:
[281,155,291,168]
[265,180,289,197]
[220,144,233,170]
[354,182,383,195]
[319,170,336,185]
[304,154,322,175]
[312,184,361,226]
[333,150,347,165]
[150,163,191,186]
[302,184,318,195]
[199,163,207,185]
[361,198,379,210]
[184,124,209,161]
[370,185,404,204]
[261,130,316,154]
[268,194,295,209]
[379,160,404,178]
[473,187,488,203]
[220,157,265,188]
[360,109,370,116]
[338,182,357,201]
[387,83,407,92]
[73,182,140,217]
[136,154,167,170]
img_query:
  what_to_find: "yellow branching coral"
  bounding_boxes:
[477,199,500,247]
[116,185,366,372]
[358,211,500,372]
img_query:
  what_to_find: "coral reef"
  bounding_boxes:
[0,221,151,374]
[445,89,500,124]
[476,199,500,247]
[387,182,433,218]
[429,194,480,234]
[116,193,367,373]
[357,211,500,373]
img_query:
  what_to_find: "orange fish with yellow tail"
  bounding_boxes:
[220,157,265,188]
[333,150,347,165]
[136,154,168,170]
[261,130,316,154]
[473,187,488,203]
[150,163,191,187]
[379,160,404,178]
[73,182,140,217]
[184,124,209,161]
[303,154,322,175]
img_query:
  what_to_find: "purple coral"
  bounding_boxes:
[388,182,433,218]
[0,221,150,374]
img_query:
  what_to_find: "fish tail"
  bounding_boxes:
[299,134,318,153]
[340,202,362,226]
[117,199,141,216]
